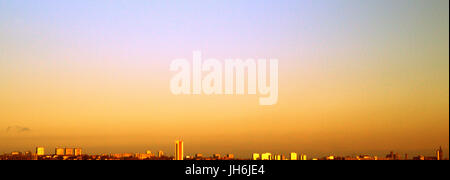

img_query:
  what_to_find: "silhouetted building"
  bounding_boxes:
[386,151,400,160]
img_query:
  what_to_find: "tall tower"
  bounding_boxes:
[175,140,184,160]
[437,146,443,160]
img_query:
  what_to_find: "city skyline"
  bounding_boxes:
[1,141,448,160]
[0,141,447,160]
[0,0,448,157]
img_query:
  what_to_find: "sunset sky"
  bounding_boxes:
[0,0,448,158]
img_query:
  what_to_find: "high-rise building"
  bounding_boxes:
[175,140,184,160]
[65,148,74,156]
[253,153,260,160]
[74,148,82,156]
[261,153,272,160]
[437,146,443,160]
[55,148,65,156]
[36,147,45,156]
[290,152,298,160]
[158,150,164,157]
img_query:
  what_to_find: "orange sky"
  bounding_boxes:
[0,0,448,158]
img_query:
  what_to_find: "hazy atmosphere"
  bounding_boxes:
[0,0,448,158]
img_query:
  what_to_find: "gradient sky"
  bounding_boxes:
[0,0,448,158]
